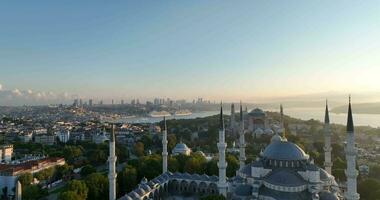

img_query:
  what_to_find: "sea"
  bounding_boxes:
[121,107,380,128]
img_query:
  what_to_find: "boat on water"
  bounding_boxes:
[149,111,171,118]
[174,109,192,116]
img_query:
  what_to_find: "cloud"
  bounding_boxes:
[0,84,75,106]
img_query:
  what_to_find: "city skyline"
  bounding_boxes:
[1,1,380,105]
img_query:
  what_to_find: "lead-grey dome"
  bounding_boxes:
[264,169,306,187]
[249,108,265,117]
[262,140,308,161]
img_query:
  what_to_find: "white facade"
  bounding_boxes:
[57,130,70,143]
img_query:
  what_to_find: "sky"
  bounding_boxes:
[0,1,380,105]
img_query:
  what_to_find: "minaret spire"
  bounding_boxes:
[239,101,246,170]
[323,99,333,174]
[108,124,117,200]
[162,117,168,173]
[217,103,228,197]
[344,96,360,200]
[280,104,286,138]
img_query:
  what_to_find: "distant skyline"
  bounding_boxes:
[1,1,380,105]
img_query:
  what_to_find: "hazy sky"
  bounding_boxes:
[0,1,379,104]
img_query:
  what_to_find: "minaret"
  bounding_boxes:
[218,104,228,197]
[280,104,285,138]
[15,181,22,200]
[108,125,117,200]
[239,102,246,170]
[230,103,235,129]
[323,100,333,174]
[162,117,168,173]
[344,96,360,200]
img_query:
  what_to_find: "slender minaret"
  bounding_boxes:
[230,103,235,129]
[344,96,360,200]
[280,104,285,137]
[218,104,228,197]
[15,181,22,200]
[162,117,168,173]
[108,125,117,200]
[323,100,333,174]
[239,102,246,170]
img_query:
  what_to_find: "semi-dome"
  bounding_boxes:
[262,140,308,161]
[264,169,306,187]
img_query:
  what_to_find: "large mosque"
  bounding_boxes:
[111,98,360,200]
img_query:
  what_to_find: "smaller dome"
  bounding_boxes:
[254,128,264,135]
[270,133,283,143]
[172,142,191,155]
[265,128,274,135]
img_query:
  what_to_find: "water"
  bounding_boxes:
[120,108,380,128]
[278,107,380,128]
[120,111,219,124]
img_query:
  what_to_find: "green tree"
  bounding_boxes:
[22,185,47,200]
[226,154,239,177]
[80,165,96,178]
[63,145,82,163]
[18,173,33,186]
[358,179,380,200]
[205,159,218,176]
[85,173,109,200]
[55,164,73,180]
[138,155,161,180]
[133,142,145,157]
[63,180,88,200]
[58,191,82,200]
[34,167,55,181]
[88,149,107,165]
[117,165,137,197]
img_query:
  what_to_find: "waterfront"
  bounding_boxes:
[122,107,380,128]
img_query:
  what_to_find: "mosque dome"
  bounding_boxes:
[262,139,309,161]
[249,108,266,117]
[265,128,274,135]
[254,128,264,135]
[172,142,191,155]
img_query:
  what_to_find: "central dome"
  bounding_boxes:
[262,140,308,161]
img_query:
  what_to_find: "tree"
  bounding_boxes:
[117,165,137,197]
[80,165,96,178]
[138,155,161,180]
[226,154,239,177]
[34,167,55,181]
[55,164,73,180]
[18,173,33,186]
[205,159,218,176]
[63,145,82,163]
[358,179,380,200]
[85,173,109,200]
[64,180,88,200]
[58,191,82,200]
[22,185,47,200]
[88,149,107,165]
[133,142,145,157]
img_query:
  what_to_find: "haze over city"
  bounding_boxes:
[1,1,380,106]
